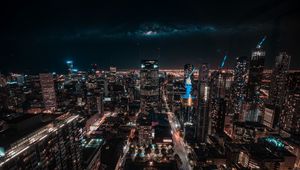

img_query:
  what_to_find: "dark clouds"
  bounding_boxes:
[41,23,267,41]
[0,0,299,73]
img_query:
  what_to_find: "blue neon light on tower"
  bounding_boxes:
[182,65,195,101]
[220,55,227,68]
[256,36,267,49]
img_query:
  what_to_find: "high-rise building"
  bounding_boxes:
[246,46,265,122]
[23,74,43,113]
[183,64,195,87]
[208,70,232,134]
[181,64,196,142]
[39,73,57,111]
[280,72,300,136]
[269,52,291,108]
[140,60,159,112]
[5,82,25,113]
[181,64,195,121]
[208,71,219,135]
[263,104,280,128]
[0,114,82,169]
[232,57,248,122]
[196,63,209,143]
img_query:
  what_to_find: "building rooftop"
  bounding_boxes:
[101,138,124,169]
[234,121,267,129]
[82,137,105,167]
[153,125,173,144]
[0,114,79,165]
[136,113,152,126]
[0,114,59,150]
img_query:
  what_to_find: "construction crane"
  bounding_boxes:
[256,36,267,49]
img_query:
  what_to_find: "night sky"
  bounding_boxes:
[0,0,299,73]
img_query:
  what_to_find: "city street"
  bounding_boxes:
[115,111,140,170]
[86,112,112,136]
[162,92,192,170]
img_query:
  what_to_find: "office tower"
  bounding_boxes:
[86,92,103,115]
[280,72,300,136]
[196,63,209,143]
[232,57,248,122]
[181,64,196,142]
[269,52,291,108]
[181,64,195,120]
[263,104,280,128]
[39,73,57,111]
[208,70,232,134]
[208,71,220,134]
[23,75,43,113]
[5,81,25,113]
[184,64,195,87]
[84,75,104,116]
[246,46,265,122]
[140,60,159,112]
[136,112,153,145]
[0,114,82,169]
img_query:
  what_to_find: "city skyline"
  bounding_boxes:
[1,1,300,169]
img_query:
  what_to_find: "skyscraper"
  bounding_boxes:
[232,56,248,122]
[208,70,232,134]
[140,60,159,112]
[39,73,57,112]
[181,64,196,142]
[196,63,209,143]
[0,114,82,169]
[183,64,195,88]
[280,72,300,136]
[269,52,291,108]
[181,64,195,122]
[246,46,265,122]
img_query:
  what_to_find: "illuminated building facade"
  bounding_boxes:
[39,73,57,111]
[232,56,248,122]
[181,64,196,142]
[196,63,209,143]
[246,47,265,122]
[5,81,25,113]
[263,104,280,128]
[269,52,290,121]
[24,75,43,112]
[183,64,195,88]
[208,70,232,134]
[136,113,153,145]
[226,136,296,170]
[140,60,159,112]
[0,114,82,170]
[280,72,300,136]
